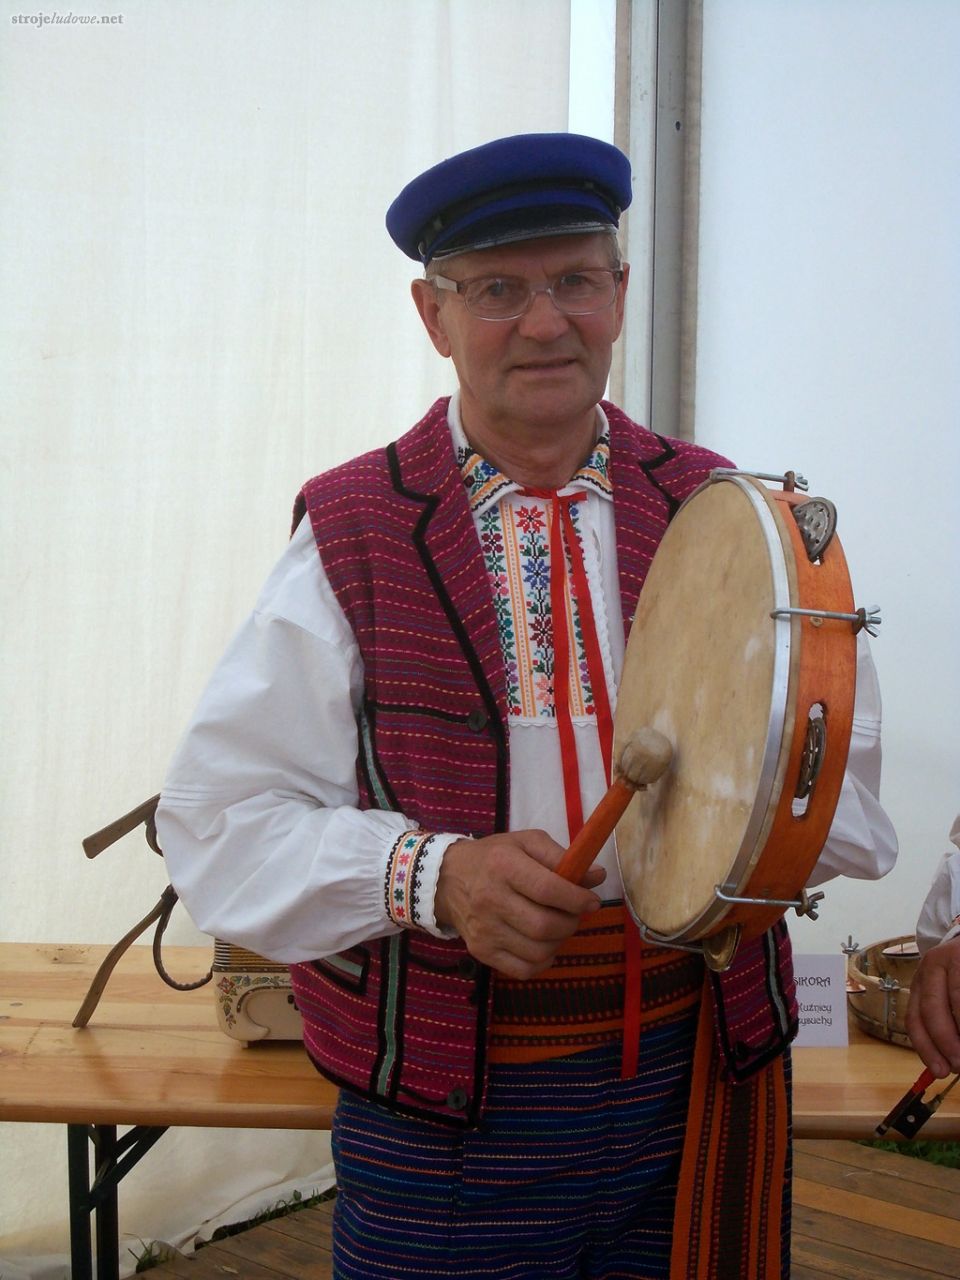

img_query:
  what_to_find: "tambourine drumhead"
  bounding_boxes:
[614,473,855,944]
[614,477,790,938]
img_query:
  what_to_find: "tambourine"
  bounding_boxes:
[845,935,919,1047]
[559,469,876,971]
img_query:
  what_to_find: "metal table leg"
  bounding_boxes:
[68,1125,94,1280]
[67,1123,168,1280]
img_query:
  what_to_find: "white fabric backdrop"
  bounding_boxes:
[693,0,960,954]
[0,0,583,1268]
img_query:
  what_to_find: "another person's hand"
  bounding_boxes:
[905,937,960,1077]
[435,831,605,979]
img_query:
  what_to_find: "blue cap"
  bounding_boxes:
[386,133,632,264]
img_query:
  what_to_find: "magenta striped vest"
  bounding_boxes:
[289,398,798,1127]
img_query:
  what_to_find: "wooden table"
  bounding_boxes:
[0,943,338,1280]
[3,942,958,1277]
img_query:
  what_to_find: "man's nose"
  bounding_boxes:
[515,287,571,339]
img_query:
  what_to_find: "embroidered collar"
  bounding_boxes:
[447,393,613,516]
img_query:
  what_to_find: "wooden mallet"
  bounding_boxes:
[555,727,673,884]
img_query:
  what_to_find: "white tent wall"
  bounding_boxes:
[691,0,960,956]
[0,0,587,1267]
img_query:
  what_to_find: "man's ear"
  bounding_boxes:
[411,278,452,358]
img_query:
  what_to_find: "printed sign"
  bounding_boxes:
[792,953,849,1047]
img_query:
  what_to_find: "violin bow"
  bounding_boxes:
[875,1065,960,1138]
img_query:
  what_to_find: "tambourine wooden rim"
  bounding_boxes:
[614,472,857,948]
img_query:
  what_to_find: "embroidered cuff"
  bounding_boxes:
[384,830,458,936]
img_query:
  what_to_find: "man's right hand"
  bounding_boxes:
[434,830,605,980]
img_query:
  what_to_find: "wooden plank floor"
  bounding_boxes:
[792,1141,960,1279]
[144,1141,960,1279]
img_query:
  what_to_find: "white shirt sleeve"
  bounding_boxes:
[915,819,960,953]
[807,632,898,886]
[156,519,456,964]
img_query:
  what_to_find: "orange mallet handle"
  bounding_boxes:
[555,777,635,884]
[555,727,673,885]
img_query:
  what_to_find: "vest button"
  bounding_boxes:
[467,709,488,732]
[457,956,478,979]
[447,1087,469,1111]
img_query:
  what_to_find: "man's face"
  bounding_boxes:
[411,233,628,444]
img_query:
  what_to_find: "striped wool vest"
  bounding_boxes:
[289,398,798,1127]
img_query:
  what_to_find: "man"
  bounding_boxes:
[158,134,897,1278]
[907,815,960,1079]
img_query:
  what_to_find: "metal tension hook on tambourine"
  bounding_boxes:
[633,885,827,974]
[632,920,745,974]
[714,469,883,639]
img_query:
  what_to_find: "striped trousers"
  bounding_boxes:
[331,1014,703,1279]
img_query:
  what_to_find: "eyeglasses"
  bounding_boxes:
[432,267,624,321]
